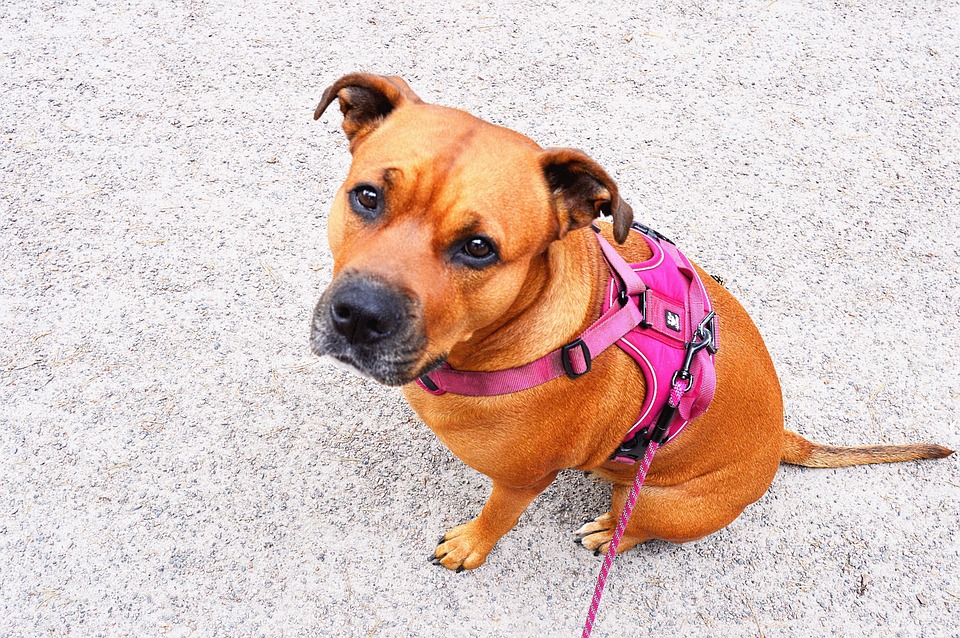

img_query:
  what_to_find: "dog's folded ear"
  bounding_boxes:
[539,148,634,244]
[314,73,423,151]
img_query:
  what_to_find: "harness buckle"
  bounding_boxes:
[696,311,719,355]
[615,428,650,462]
[685,311,717,363]
[560,338,592,379]
[614,404,677,462]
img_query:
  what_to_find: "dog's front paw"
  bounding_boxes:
[429,520,497,572]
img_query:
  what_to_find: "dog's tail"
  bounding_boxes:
[781,430,953,468]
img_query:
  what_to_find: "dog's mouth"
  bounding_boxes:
[309,274,438,386]
[312,347,447,387]
[310,339,442,386]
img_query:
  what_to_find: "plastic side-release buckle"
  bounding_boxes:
[613,408,675,462]
[614,428,650,462]
[631,221,674,245]
[560,338,592,379]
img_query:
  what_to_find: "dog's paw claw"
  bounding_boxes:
[429,520,493,572]
[576,512,619,555]
[575,511,616,537]
[581,532,614,554]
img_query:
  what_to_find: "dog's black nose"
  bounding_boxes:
[328,280,402,345]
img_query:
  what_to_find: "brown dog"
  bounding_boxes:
[309,73,953,571]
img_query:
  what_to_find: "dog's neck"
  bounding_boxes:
[445,228,606,372]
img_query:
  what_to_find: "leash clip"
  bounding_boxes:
[695,311,719,355]
[671,311,718,393]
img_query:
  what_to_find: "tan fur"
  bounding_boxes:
[312,74,954,571]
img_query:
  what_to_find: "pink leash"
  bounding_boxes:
[581,349,713,636]
[581,440,659,638]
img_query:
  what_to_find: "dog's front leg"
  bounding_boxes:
[432,473,558,571]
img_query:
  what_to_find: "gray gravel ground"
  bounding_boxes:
[2,1,959,636]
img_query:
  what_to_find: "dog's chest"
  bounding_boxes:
[402,350,646,477]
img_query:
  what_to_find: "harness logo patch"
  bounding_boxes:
[665,310,681,332]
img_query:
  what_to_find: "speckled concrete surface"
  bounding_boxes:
[1,1,958,636]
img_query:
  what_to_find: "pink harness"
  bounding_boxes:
[604,227,718,462]
[416,223,718,462]
[416,222,719,636]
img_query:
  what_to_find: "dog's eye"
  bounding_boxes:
[464,238,492,259]
[350,184,383,220]
[453,236,499,269]
[356,187,378,209]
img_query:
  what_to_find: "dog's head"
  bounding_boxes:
[309,73,633,385]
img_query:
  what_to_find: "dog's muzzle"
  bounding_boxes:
[310,274,428,385]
